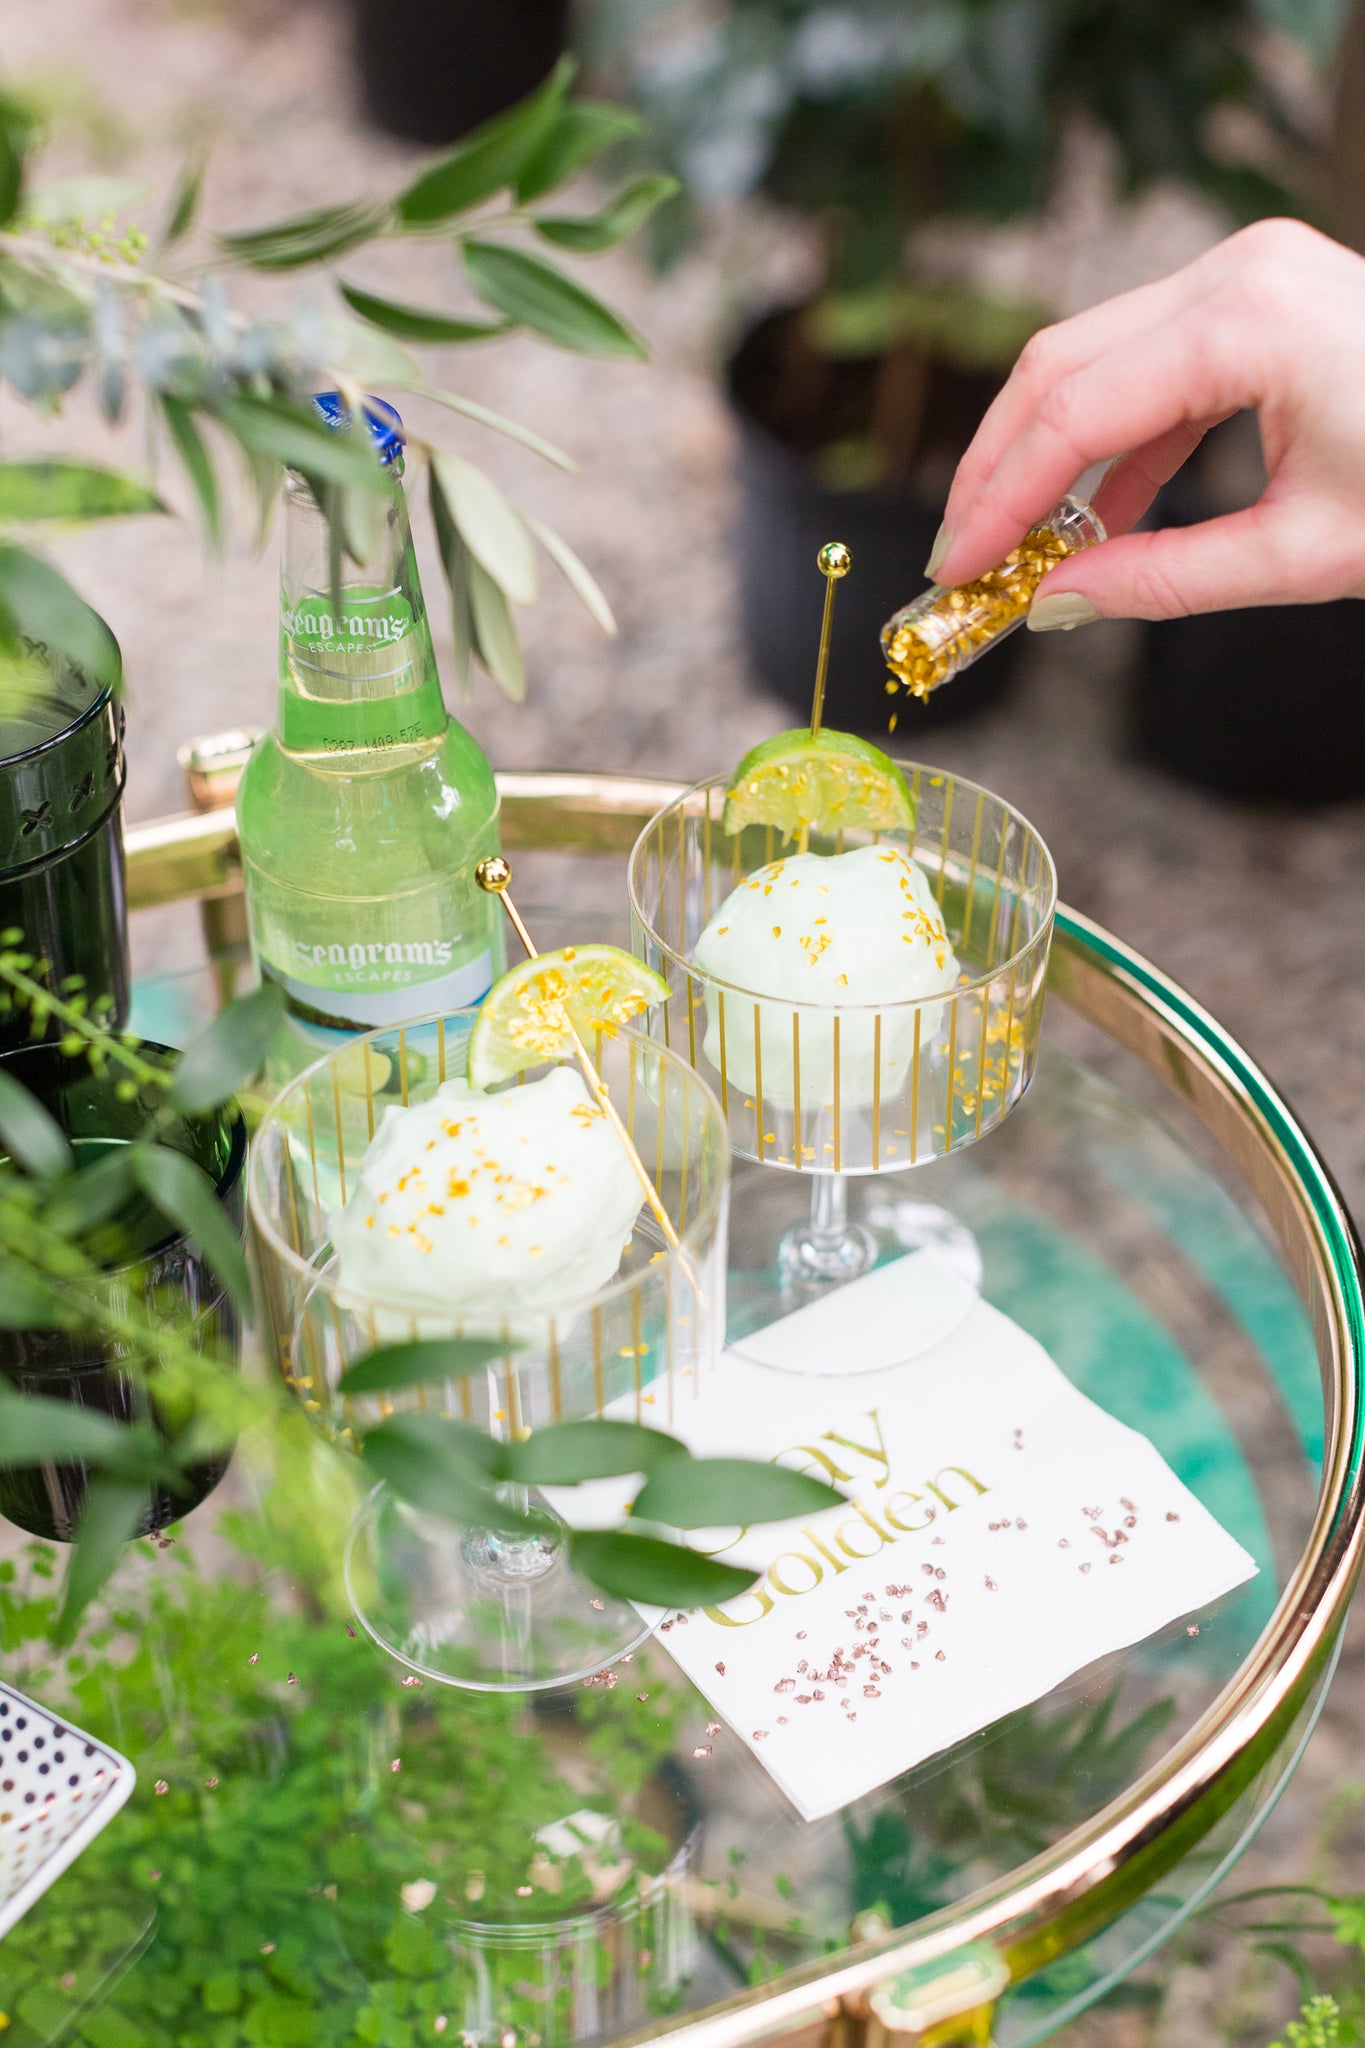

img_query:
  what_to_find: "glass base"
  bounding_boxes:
[729,1166,982,1378]
[345,1484,653,1693]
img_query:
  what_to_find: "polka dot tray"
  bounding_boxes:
[0,1679,134,1936]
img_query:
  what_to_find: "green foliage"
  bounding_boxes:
[0,61,675,700]
[595,0,1330,338]
[1271,1996,1349,2048]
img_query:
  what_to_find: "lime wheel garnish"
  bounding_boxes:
[467,944,669,1088]
[722,727,915,838]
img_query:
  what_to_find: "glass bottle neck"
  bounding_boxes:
[276,469,448,759]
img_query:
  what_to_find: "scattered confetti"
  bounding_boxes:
[984,1577,998,1592]
[204,1776,219,1789]
[402,1880,437,1912]
[516,1885,534,1897]
[260,1943,276,1956]
[345,1624,357,1638]
[401,1675,424,1688]
[1167,1512,1181,1522]
[692,1745,712,1759]
[248,1653,258,1665]
[638,1949,653,1969]
[1186,1624,1201,1637]
[589,1598,605,1611]
[154,1780,168,1796]
[705,1722,721,1736]
[753,1730,768,1741]
[287,1673,298,1685]
[148,1870,161,1882]
[60,1974,75,1991]
[714,1661,726,1677]
[434,2019,448,2036]
[390,1758,402,1774]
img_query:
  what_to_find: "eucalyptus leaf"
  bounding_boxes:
[360,1414,528,1532]
[515,101,644,204]
[0,1067,71,1179]
[338,1336,516,1396]
[396,57,575,225]
[526,513,615,634]
[631,1456,844,1529]
[0,1261,70,1329]
[430,450,537,606]
[217,199,390,271]
[338,282,511,345]
[0,547,120,692]
[129,1145,252,1318]
[504,1419,687,1486]
[570,1528,756,1608]
[168,981,284,1116]
[467,551,525,701]
[0,461,163,523]
[0,1390,131,1466]
[55,1474,147,1643]
[462,242,647,359]
[161,395,221,547]
[535,175,679,255]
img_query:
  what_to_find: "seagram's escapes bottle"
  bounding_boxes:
[237,394,504,1034]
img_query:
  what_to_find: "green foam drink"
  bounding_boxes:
[237,396,503,1033]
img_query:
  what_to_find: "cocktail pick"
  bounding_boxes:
[475,855,683,1251]
[808,541,851,742]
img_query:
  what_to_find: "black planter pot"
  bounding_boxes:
[727,311,1024,735]
[352,0,570,148]
[1132,451,1365,804]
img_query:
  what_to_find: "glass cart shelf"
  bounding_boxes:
[1,770,1359,2048]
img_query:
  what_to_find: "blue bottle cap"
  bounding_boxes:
[312,391,405,467]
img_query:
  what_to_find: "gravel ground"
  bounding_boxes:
[5,1,1365,2041]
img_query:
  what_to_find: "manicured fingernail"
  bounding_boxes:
[1027,592,1102,634]
[924,524,952,580]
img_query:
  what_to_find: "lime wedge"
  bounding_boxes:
[468,944,670,1088]
[723,728,914,837]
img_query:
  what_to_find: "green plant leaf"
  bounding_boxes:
[43,1144,135,1238]
[0,92,35,229]
[570,1529,756,1608]
[396,56,575,224]
[413,383,575,471]
[631,1456,844,1529]
[217,199,391,271]
[160,150,205,248]
[0,1257,69,1328]
[168,981,284,1116]
[338,1337,516,1396]
[337,281,510,344]
[430,463,474,691]
[505,1419,688,1485]
[467,551,525,700]
[0,1067,71,1179]
[526,513,615,633]
[0,546,120,691]
[55,1474,147,1643]
[514,101,643,204]
[214,395,383,492]
[430,450,537,606]
[129,1144,252,1317]
[360,1414,529,1532]
[462,241,647,358]
[161,396,221,546]
[535,174,679,254]
[0,461,163,522]
[0,1389,132,1466]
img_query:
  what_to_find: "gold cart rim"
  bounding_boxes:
[625,764,1059,1014]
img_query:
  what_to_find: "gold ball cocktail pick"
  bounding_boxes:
[475,855,684,1253]
[809,541,851,742]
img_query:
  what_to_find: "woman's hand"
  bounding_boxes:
[927,219,1365,629]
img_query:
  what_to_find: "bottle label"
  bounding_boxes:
[281,588,425,726]
[263,938,494,1029]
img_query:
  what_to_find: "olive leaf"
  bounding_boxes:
[160,149,206,249]
[168,980,284,1117]
[514,101,643,204]
[569,1529,756,1608]
[461,241,647,359]
[466,551,525,701]
[213,396,384,493]
[631,1456,845,1529]
[0,1258,69,1329]
[160,396,221,547]
[42,1145,136,1239]
[430,450,537,606]
[217,199,392,271]
[534,174,680,255]
[361,1414,531,1534]
[430,465,475,692]
[412,385,576,472]
[0,546,121,691]
[0,1067,72,1180]
[395,56,575,225]
[55,1474,148,1643]
[526,513,616,634]
[338,282,510,346]
[0,1392,134,1465]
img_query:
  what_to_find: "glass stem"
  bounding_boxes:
[809,1171,848,1243]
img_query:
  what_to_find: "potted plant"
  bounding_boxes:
[597,0,1321,734]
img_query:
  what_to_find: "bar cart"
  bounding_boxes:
[0,752,1360,2048]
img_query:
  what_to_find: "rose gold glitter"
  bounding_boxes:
[391,1759,402,1773]
[777,1716,788,1725]
[984,1577,997,1591]
[693,1746,712,1758]
[863,1685,880,1698]
[775,1677,794,1694]
[287,1674,297,1685]
[261,1943,276,1956]
[248,1654,258,1665]
[401,1676,423,1688]
[1121,1498,1135,1512]
[205,1776,219,1789]
[149,1869,161,1881]
[638,1950,653,1969]
[796,1631,807,1640]
[935,1650,946,1662]
[813,1690,825,1702]
[753,1730,768,1740]
[795,1695,812,1705]
[706,1722,721,1736]
[1058,1539,1070,1549]
[435,2020,448,2036]
[1079,1563,1092,1574]
[590,1598,605,1611]
[715,1661,726,1676]
[517,1886,533,1897]
[345,1625,357,1638]
[154,1781,168,1796]
[636,1692,650,1703]
[921,1565,935,1579]
[1167,1512,1180,1522]
[1187,1624,1200,1637]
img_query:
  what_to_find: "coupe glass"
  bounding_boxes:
[628,766,1054,1372]
[249,1009,729,1691]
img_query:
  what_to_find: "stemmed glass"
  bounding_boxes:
[248,1007,729,1690]
[628,764,1054,1372]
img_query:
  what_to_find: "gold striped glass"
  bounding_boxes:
[248,1008,730,1689]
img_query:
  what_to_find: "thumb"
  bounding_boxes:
[1026,503,1311,626]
